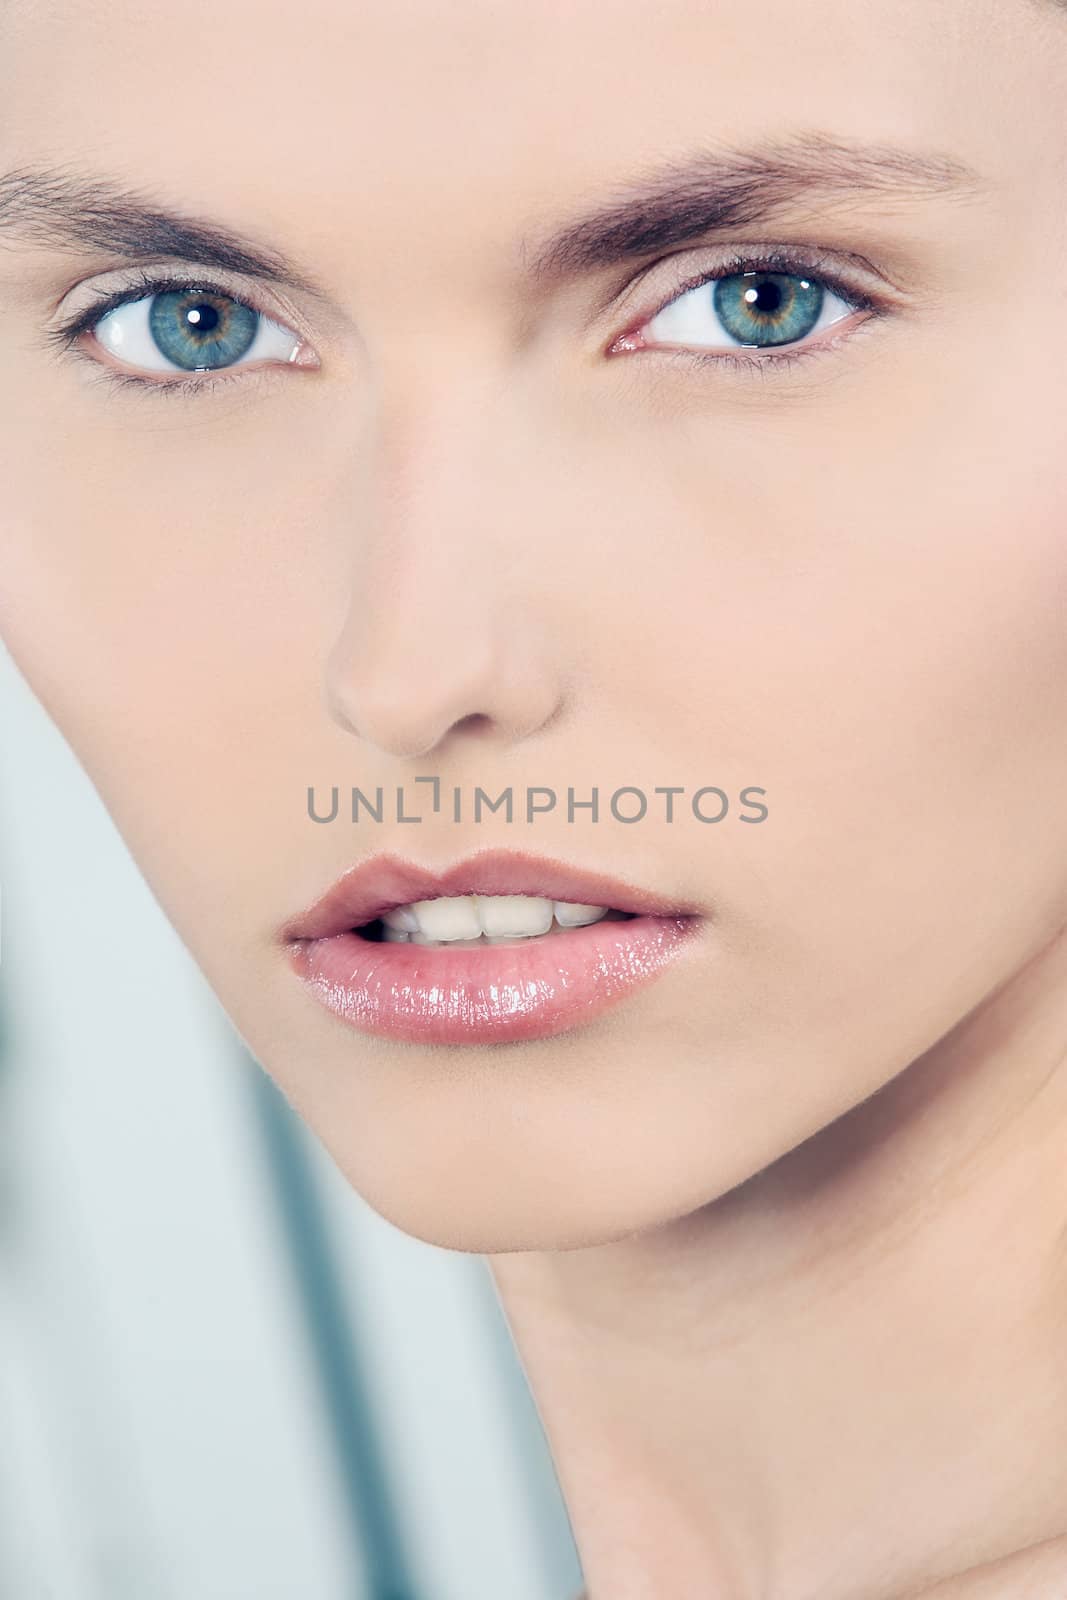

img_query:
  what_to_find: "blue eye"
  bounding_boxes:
[644,269,858,353]
[148,288,258,369]
[93,286,304,375]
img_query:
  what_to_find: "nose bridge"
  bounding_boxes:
[323,362,566,759]
[330,234,542,587]
[355,362,518,628]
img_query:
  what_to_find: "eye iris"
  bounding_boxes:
[147,289,259,371]
[712,271,824,347]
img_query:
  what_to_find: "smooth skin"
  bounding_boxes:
[2,0,1067,1595]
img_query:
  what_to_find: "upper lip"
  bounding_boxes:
[280,848,701,942]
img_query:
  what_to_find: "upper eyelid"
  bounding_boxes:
[45,265,312,352]
[667,262,870,316]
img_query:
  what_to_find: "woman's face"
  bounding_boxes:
[2,0,1065,1250]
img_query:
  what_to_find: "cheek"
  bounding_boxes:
[0,431,334,954]
[577,400,1067,1055]
[597,366,1067,855]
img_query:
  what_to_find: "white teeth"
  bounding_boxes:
[477,895,554,939]
[382,905,419,933]
[408,895,482,941]
[552,901,609,928]
[372,893,613,944]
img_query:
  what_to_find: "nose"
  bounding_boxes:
[326,613,564,760]
[322,388,568,761]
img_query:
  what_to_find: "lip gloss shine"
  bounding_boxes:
[281,849,702,1045]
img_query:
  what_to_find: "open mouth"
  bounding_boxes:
[352,894,635,947]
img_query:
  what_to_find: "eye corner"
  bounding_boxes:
[604,325,646,359]
[286,339,323,371]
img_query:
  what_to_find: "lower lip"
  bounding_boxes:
[287,913,698,1045]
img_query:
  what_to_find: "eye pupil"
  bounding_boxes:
[184,302,218,332]
[748,280,782,312]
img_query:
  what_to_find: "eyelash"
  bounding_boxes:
[46,266,294,398]
[616,245,885,371]
[47,246,886,399]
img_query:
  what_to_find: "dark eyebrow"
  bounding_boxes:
[0,163,329,299]
[0,133,982,306]
[519,131,983,281]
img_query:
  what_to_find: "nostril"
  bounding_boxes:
[452,712,494,736]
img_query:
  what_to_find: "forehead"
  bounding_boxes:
[0,0,1055,282]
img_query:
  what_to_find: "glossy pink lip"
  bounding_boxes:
[281,849,703,1046]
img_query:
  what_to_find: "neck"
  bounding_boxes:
[486,924,1067,1600]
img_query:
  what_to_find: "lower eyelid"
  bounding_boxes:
[620,313,883,385]
[631,306,882,370]
[70,337,286,398]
